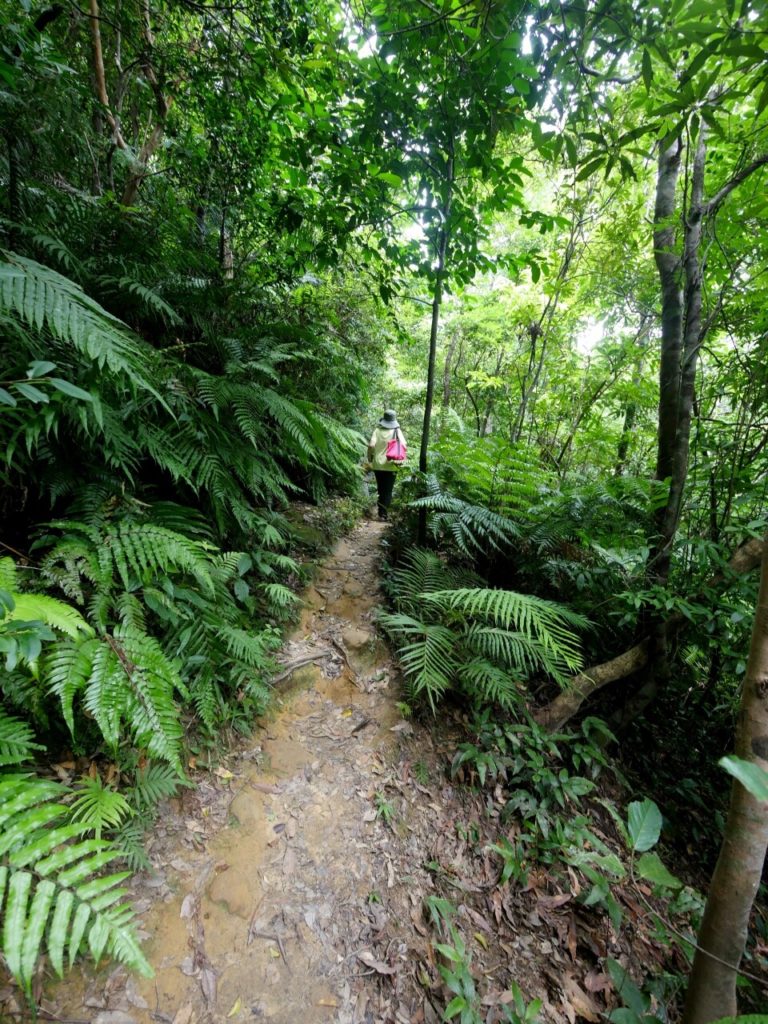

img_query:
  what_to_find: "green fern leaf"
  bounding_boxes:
[0,775,151,992]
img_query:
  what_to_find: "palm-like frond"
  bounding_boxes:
[0,252,158,393]
[377,612,458,711]
[423,588,587,679]
[410,491,520,555]
[0,709,42,766]
[0,775,151,995]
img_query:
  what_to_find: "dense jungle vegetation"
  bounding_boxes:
[1,0,767,1021]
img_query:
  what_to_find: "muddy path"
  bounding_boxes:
[51,520,434,1024]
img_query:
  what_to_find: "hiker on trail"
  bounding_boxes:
[367,409,407,520]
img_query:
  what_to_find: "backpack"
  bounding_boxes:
[385,428,407,463]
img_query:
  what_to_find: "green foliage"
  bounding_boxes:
[0,775,151,996]
[380,549,587,711]
[69,776,132,841]
[411,483,520,557]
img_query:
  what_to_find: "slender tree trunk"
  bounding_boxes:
[417,164,453,546]
[442,327,459,408]
[615,324,649,476]
[682,534,768,1024]
[649,133,685,588]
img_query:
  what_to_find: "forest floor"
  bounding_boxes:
[38,518,685,1024]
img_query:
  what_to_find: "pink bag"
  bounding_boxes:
[385,429,407,463]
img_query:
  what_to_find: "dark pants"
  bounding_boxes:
[373,470,396,519]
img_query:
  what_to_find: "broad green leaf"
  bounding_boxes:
[20,879,56,989]
[444,995,468,1018]
[27,360,57,377]
[434,942,462,962]
[13,381,49,403]
[49,378,93,401]
[627,799,662,852]
[641,49,652,92]
[0,387,16,406]
[718,756,768,802]
[48,889,75,977]
[606,958,648,1015]
[636,852,682,890]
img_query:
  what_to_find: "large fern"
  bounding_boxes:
[0,775,151,996]
[410,486,521,556]
[45,630,183,768]
[0,251,158,392]
[380,549,588,711]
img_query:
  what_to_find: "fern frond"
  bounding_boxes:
[378,612,458,712]
[458,658,523,710]
[423,588,587,678]
[410,492,520,555]
[0,558,92,639]
[0,775,151,994]
[69,776,132,840]
[0,252,159,396]
[0,709,43,766]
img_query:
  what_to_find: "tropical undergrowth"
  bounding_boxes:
[0,239,384,993]
[379,424,767,1013]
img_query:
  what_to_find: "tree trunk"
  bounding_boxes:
[417,163,453,546]
[441,328,459,408]
[614,324,649,476]
[646,133,684,683]
[682,534,768,1024]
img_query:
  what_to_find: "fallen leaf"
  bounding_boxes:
[200,966,217,1005]
[283,848,297,876]
[341,708,353,718]
[216,766,234,780]
[269,946,281,958]
[474,932,488,950]
[357,950,396,975]
[180,893,196,920]
[226,997,242,1018]
[171,1006,194,1024]
[362,808,377,823]
[561,976,601,1022]
[584,971,610,995]
[250,781,280,794]
[317,998,338,1008]
[286,818,297,838]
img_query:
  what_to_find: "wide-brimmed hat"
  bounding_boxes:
[379,409,399,428]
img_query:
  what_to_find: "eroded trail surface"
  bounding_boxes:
[54,521,433,1024]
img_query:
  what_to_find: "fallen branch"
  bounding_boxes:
[534,536,765,731]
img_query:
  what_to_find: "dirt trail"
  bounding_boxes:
[52,520,425,1024]
[44,520,666,1024]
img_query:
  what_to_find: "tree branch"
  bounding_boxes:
[702,153,768,217]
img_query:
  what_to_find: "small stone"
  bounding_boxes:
[341,626,372,652]
[229,790,260,828]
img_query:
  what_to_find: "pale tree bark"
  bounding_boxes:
[89,0,174,208]
[417,159,453,546]
[682,534,768,1024]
